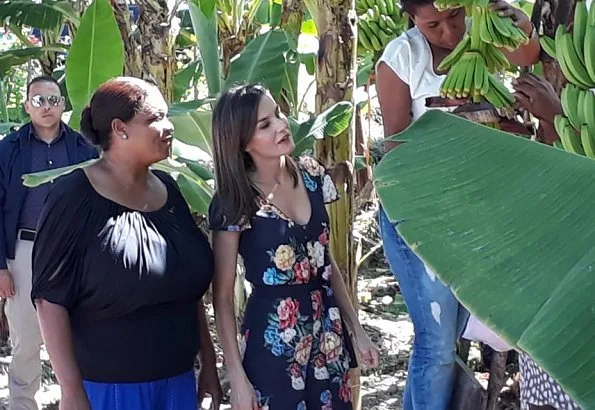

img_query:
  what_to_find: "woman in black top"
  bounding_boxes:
[31,77,222,410]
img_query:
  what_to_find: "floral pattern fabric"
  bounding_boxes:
[209,156,355,409]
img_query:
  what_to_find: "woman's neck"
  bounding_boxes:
[99,153,150,188]
[250,155,289,186]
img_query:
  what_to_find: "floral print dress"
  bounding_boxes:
[209,156,356,409]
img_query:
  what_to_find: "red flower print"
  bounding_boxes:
[289,362,302,377]
[318,228,329,245]
[332,320,343,335]
[314,353,326,368]
[277,298,300,329]
[294,258,311,283]
[339,372,352,402]
[311,290,323,320]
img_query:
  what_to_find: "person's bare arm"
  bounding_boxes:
[212,231,258,410]
[376,62,413,143]
[196,298,222,409]
[35,299,90,409]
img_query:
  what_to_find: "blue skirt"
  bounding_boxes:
[83,369,197,410]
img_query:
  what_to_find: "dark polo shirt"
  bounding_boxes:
[17,125,70,230]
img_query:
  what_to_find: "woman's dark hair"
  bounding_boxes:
[401,0,434,15]
[80,77,154,151]
[211,83,298,226]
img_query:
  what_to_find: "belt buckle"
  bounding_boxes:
[19,229,36,242]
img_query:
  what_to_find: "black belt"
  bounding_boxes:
[18,229,36,242]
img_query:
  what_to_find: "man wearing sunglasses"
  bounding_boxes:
[0,75,98,410]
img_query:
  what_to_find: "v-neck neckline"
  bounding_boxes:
[256,166,313,227]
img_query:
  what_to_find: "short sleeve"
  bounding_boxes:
[298,156,339,204]
[208,194,251,232]
[31,173,87,311]
[376,31,412,85]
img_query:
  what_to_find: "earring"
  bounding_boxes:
[121,133,128,140]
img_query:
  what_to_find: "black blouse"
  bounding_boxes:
[31,169,214,383]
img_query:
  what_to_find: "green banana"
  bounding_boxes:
[377,0,389,16]
[555,115,585,155]
[384,15,398,32]
[378,15,389,30]
[539,35,556,58]
[590,0,595,26]
[461,55,476,96]
[559,30,595,87]
[585,91,595,137]
[385,0,395,15]
[584,16,595,84]
[561,84,582,130]
[438,34,471,72]
[555,26,586,87]
[577,88,587,126]
[573,0,588,64]
[358,25,375,51]
[580,124,595,158]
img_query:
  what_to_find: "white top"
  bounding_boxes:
[376,21,471,121]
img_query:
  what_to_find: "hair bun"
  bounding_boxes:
[80,105,99,145]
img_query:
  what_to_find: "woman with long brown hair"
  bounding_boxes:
[32,77,222,410]
[209,84,379,409]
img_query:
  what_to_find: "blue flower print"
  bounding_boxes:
[226,224,243,232]
[272,339,285,356]
[320,389,332,404]
[297,400,307,410]
[324,317,333,332]
[263,267,282,285]
[264,324,280,345]
[302,171,317,191]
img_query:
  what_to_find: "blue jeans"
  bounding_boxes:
[379,207,469,410]
[83,369,197,410]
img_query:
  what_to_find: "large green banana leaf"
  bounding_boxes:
[65,0,124,130]
[373,110,595,409]
[170,110,213,157]
[0,45,68,76]
[188,0,221,97]
[0,0,79,30]
[223,29,289,97]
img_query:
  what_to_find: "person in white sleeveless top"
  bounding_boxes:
[374,0,540,409]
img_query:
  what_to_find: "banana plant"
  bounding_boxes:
[374,110,595,409]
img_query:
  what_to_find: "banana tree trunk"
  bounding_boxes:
[111,0,143,77]
[137,0,178,102]
[313,1,360,408]
[279,0,304,114]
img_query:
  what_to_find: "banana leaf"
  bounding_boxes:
[188,0,221,97]
[0,0,79,30]
[0,45,68,76]
[170,109,213,157]
[22,159,98,187]
[223,29,289,97]
[291,102,354,155]
[173,60,202,102]
[373,110,595,409]
[65,0,124,130]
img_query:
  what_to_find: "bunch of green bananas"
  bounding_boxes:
[438,35,510,73]
[552,1,595,89]
[433,0,474,12]
[477,6,529,50]
[439,51,514,107]
[554,103,595,158]
[357,0,407,53]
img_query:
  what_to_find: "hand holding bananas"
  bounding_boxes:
[438,0,536,108]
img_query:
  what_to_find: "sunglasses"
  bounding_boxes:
[29,94,64,108]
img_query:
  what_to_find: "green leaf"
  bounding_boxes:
[178,158,214,180]
[373,110,595,409]
[357,54,375,88]
[0,45,68,76]
[65,0,124,130]
[291,102,354,156]
[301,19,317,36]
[223,29,289,97]
[0,122,21,136]
[152,158,214,214]
[173,60,203,102]
[169,99,214,116]
[255,0,270,24]
[0,0,78,30]
[269,0,282,27]
[299,52,316,76]
[188,0,221,96]
[170,110,213,156]
[22,159,98,187]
